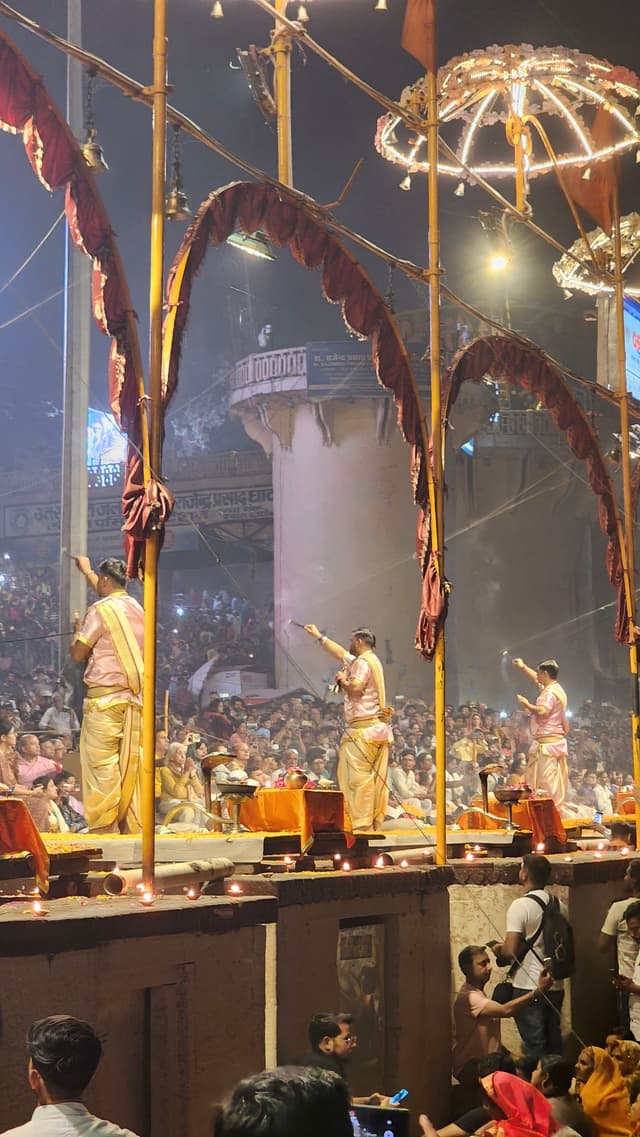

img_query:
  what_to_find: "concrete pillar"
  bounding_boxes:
[237,389,429,699]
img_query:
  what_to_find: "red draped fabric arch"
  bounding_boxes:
[163,180,443,655]
[442,334,629,643]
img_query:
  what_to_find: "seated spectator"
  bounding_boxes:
[305,747,331,782]
[388,751,431,816]
[619,1042,640,1089]
[39,691,79,743]
[214,1066,352,1137]
[53,773,88,833]
[16,734,59,787]
[421,1071,559,1137]
[301,1012,386,1106]
[435,1054,517,1137]
[531,1055,595,1137]
[31,775,69,833]
[0,1013,138,1137]
[156,741,205,824]
[575,1047,631,1137]
[0,715,49,831]
[453,945,552,1103]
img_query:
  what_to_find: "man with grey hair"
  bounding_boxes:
[70,557,144,833]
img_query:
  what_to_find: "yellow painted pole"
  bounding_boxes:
[141,0,168,892]
[612,191,640,842]
[273,0,293,187]
[424,0,446,866]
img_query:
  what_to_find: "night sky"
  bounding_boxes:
[1,0,639,459]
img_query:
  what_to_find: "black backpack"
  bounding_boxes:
[527,892,575,980]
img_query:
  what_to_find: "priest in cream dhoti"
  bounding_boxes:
[70,556,144,833]
[304,623,392,831]
[512,656,569,810]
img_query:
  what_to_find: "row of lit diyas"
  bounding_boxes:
[21,841,636,914]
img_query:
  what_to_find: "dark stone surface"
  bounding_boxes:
[0,893,277,956]
[226,863,455,905]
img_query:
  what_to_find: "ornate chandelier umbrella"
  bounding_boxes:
[375,44,640,208]
[553,213,640,297]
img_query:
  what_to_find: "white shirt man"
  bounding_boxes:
[600,862,640,998]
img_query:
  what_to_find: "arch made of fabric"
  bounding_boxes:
[163,179,443,655]
[442,334,629,643]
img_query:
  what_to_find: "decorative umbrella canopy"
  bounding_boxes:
[375,44,640,196]
[553,213,640,297]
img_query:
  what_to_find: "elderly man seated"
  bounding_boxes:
[156,741,206,825]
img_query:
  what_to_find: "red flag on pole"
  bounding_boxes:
[401,0,437,73]
[564,107,620,234]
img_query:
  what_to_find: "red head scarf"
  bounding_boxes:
[481,1072,559,1137]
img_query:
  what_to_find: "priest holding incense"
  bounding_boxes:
[70,557,144,833]
[304,623,392,832]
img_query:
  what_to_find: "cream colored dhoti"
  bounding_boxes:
[526,734,568,809]
[80,689,142,833]
[338,718,390,830]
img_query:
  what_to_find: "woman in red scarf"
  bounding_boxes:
[480,1071,559,1137]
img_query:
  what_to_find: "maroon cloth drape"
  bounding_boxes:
[442,335,630,643]
[0,30,172,576]
[164,180,436,650]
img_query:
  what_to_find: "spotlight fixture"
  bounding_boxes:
[296,3,309,21]
[81,69,108,173]
[454,180,465,196]
[165,124,191,222]
[226,230,276,260]
[399,173,412,191]
[210,1,224,16]
[375,0,388,9]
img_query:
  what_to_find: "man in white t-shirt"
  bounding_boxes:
[1,1014,138,1137]
[453,944,553,1090]
[614,901,640,1041]
[600,858,640,1027]
[489,853,564,1059]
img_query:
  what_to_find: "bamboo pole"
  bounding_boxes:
[424,0,447,867]
[273,0,293,187]
[612,190,640,841]
[141,0,168,893]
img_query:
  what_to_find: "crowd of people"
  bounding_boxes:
[0,561,274,692]
[149,687,637,831]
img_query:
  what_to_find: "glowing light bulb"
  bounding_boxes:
[536,842,545,853]
[186,887,199,900]
[400,859,409,868]
[488,251,511,272]
[594,851,602,859]
[140,890,154,907]
[621,847,630,856]
[228,882,243,894]
[465,852,474,862]
[597,842,605,851]
[342,861,352,872]
[333,853,342,862]
[564,855,573,862]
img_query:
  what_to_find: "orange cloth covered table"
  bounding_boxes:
[0,797,50,892]
[239,789,353,852]
[459,795,566,847]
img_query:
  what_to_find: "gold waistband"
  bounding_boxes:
[346,715,388,730]
[533,734,565,744]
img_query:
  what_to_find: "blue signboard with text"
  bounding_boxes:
[305,341,384,398]
[624,296,640,402]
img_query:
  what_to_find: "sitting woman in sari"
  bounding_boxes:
[0,715,49,831]
[479,1071,559,1137]
[156,741,206,825]
[419,1069,559,1137]
[575,1047,631,1137]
